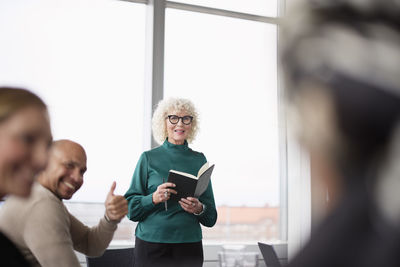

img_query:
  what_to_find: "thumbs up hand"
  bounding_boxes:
[105,181,128,222]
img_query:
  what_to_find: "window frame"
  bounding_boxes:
[119,0,294,265]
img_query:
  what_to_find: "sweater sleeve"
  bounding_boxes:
[124,152,156,222]
[23,198,81,267]
[197,177,218,227]
[196,153,218,227]
[70,214,117,256]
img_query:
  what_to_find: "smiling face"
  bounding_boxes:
[0,106,52,198]
[40,140,87,200]
[166,110,193,145]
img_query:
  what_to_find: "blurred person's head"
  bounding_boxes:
[282,0,400,222]
[38,140,87,200]
[152,98,199,145]
[0,87,52,198]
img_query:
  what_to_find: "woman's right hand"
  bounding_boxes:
[152,182,177,204]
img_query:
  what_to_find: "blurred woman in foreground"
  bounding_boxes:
[282,0,400,266]
[0,87,52,266]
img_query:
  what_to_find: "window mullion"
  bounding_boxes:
[144,0,166,150]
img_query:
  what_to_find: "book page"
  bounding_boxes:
[197,162,210,177]
[169,170,197,180]
[194,164,215,197]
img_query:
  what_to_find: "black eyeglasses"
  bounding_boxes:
[166,115,193,125]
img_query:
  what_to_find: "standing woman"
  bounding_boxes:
[0,87,52,266]
[125,98,217,267]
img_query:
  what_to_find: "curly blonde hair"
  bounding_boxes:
[152,97,199,145]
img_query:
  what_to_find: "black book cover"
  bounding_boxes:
[167,164,214,201]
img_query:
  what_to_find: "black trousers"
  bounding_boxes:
[134,236,204,267]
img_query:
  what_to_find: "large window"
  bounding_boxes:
[0,0,145,243]
[165,7,279,243]
[0,0,285,261]
[0,0,145,201]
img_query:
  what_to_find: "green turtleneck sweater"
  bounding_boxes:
[124,139,217,243]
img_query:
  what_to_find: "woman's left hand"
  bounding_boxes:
[179,197,203,214]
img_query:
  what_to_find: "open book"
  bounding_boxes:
[167,162,215,201]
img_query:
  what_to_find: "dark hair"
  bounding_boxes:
[0,87,47,123]
[282,0,400,173]
[329,74,400,172]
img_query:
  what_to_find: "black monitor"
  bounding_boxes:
[257,242,281,267]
